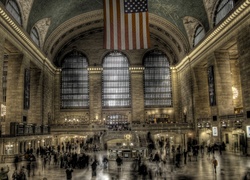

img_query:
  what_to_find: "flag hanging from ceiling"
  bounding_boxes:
[104,0,150,50]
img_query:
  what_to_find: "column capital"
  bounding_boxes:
[129,66,144,73]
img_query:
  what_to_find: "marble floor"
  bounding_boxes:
[1,151,250,180]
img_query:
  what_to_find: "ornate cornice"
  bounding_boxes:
[0,3,57,72]
[176,0,250,71]
[44,10,103,57]
[45,10,190,64]
[149,13,190,55]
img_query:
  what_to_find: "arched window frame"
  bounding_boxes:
[193,24,205,47]
[143,50,172,107]
[102,51,131,108]
[6,0,22,25]
[30,26,40,47]
[214,0,237,26]
[61,51,89,109]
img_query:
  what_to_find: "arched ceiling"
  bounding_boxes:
[26,0,209,40]
[0,0,211,66]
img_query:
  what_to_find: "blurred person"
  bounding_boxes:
[116,155,123,172]
[212,156,218,174]
[12,170,19,180]
[102,156,109,169]
[0,165,9,180]
[65,166,73,180]
[18,167,27,180]
[91,158,99,177]
[138,162,148,180]
[13,155,19,170]
[243,168,250,180]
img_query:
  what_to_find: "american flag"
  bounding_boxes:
[104,0,150,50]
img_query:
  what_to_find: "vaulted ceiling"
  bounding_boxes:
[26,0,209,39]
[0,0,218,66]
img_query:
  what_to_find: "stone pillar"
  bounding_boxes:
[5,54,25,134]
[237,22,250,155]
[54,70,61,124]
[214,51,234,115]
[88,67,102,122]
[130,67,144,123]
[193,64,210,118]
[29,67,42,124]
[229,59,242,110]
[0,36,4,118]
[171,68,179,122]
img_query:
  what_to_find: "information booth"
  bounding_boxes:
[108,148,148,160]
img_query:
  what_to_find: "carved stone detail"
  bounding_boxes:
[34,18,51,49]
[183,16,200,47]
[17,0,34,29]
[203,0,217,28]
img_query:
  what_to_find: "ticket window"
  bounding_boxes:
[123,151,131,158]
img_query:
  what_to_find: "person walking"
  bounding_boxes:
[12,170,19,180]
[116,155,123,172]
[91,158,99,177]
[212,156,218,174]
[183,149,187,164]
[0,165,9,180]
[65,166,74,180]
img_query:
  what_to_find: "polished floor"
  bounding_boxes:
[1,151,250,180]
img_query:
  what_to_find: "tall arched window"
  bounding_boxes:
[193,24,205,47]
[6,0,22,25]
[144,50,172,107]
[30,27,40,47]
[61,51,89,108]
[102,52,130,107]
[214,0,238,25]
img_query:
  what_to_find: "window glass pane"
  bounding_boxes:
[215,0,234,25]
[61,51,89,108]
[6,0,22,25]
[144,51,172,107]
[30,27,40,47]
[102,52,131,107]
[193,25,205,46]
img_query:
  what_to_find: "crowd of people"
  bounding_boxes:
[0,133,249,179]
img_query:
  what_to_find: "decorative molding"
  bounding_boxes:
[44,10,104,56]
[88,67,103,74]
[44,10,189,64]
[17,0,34,30]
[149,13,190,55]
[176,0,250,71]
[129,66,144,73]
[0,3,57,72]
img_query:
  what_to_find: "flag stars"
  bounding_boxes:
[124,0,148,13]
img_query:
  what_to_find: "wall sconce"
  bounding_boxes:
[205,122,211,128]
[234,119,243,128]
[197,122,202,128]
[221,121,227,128]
